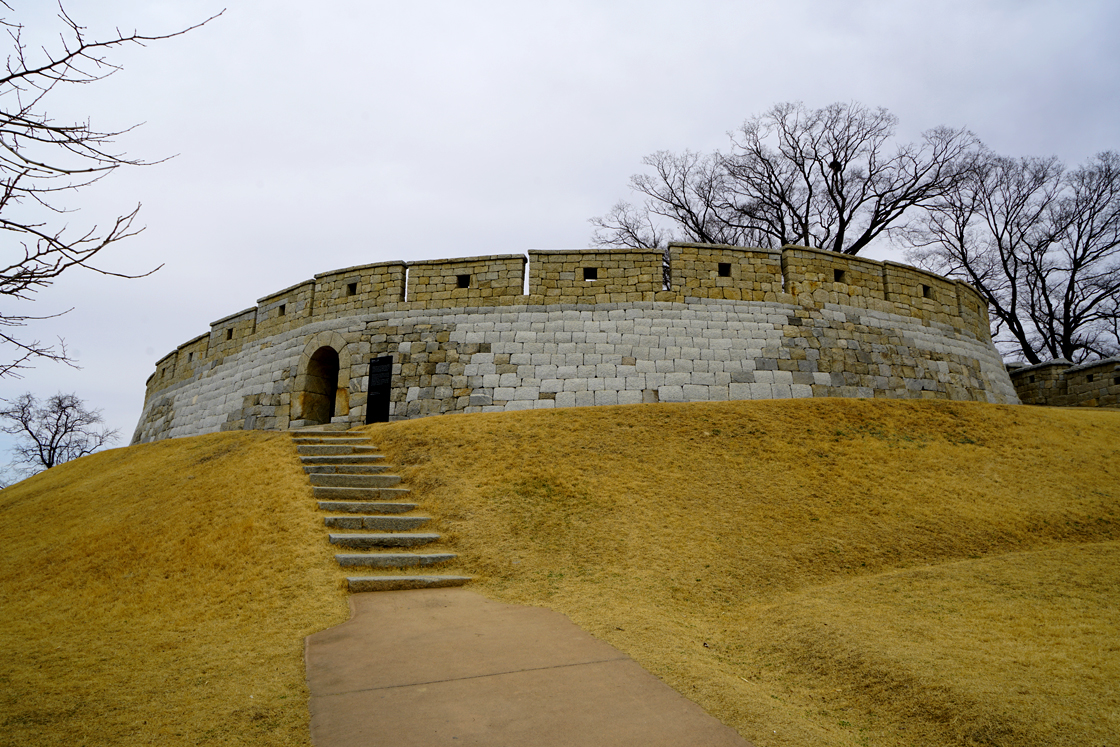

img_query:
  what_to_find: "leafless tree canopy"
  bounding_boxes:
[0,391,119,473]
[591,102,979,255]
[0,2,219,378]
[593,101,1119,364]
[907,151,1120,364]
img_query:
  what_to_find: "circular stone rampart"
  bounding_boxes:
[132,243,1019,443]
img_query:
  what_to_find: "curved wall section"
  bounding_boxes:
[132,243,1019,443]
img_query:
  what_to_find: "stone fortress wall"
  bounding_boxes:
[132,243,1020,444]
[1006,357,1120,408]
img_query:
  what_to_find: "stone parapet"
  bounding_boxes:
[314,262,407,318]
[256,280,315,338]
[668,243,782,302]
[527,248,662,304]
[782,245,886,309]
[407,255,525,308]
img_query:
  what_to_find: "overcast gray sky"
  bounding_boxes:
[2,0,1118,459]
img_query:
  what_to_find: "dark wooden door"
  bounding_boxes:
[365,355,393,424]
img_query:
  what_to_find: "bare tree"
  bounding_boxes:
[907,151,1120,364]
[591,102,979,256]
[0,2,219,378]
[0,392,119,474]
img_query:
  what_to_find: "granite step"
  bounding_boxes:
[289,422,349,432]
[313,486,411,501]
[330,533,441,549]
[292,436,370,446]
[297,444,382,456]
[335,552,457,568]
[309,473,402,488]
[303,464,391,475]
[346,576,471,592]
[299,454,385,466]
[317,501,418,514]
[292,429,471,593]
[325,515,431,531]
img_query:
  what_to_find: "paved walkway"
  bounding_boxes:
[305,588,754,746]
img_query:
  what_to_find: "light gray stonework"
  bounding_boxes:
[133,297,1018,444]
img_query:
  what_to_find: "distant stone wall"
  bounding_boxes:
[132,243,1019,443]
[1008,357,1120,407]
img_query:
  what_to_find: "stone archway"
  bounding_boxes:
[303,346,340,424]
[292,331,353,426]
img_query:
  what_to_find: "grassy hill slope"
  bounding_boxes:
[1,399,1117,746]
[367,399,1120,747]
[0,431,350,745]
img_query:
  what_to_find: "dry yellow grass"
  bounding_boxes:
[0,431,349,746]
[365,398,1120,747]
[1,399,1117,746]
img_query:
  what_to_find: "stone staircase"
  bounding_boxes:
[293,429,470,592]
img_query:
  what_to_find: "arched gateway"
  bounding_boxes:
[291,331,353,428]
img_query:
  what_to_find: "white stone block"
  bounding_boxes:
[594,390,618,406]
[729,383,752,400]
[540,378,563,393]
[682,384,709,401]
[617,390,643,405]
[658,385,685,402]
[665,372,690,387]
[563,378,588,392]
[749,382,773,398]
[574,390,596,407]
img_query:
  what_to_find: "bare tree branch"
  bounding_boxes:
[592,102,979,258]
[0,3,221,376]
[907,152,1120,363]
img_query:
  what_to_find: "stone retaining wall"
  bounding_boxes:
[132,243,1019,443]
